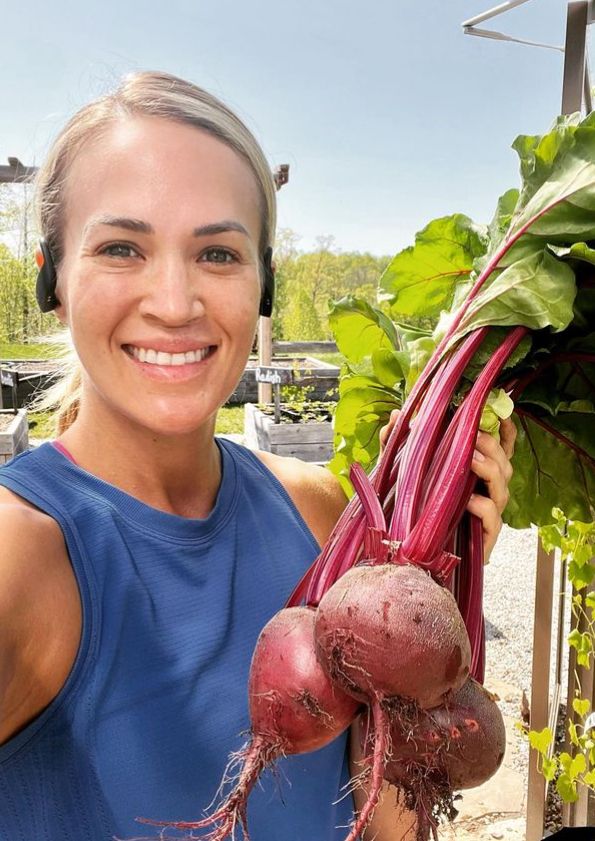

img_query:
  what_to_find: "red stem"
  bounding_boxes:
[402,327,528,565]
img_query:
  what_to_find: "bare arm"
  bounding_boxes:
[349,720,418,840]
[0,502,81,745]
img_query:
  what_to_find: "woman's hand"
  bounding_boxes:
[379,410,516,562]
[468,417,516,562]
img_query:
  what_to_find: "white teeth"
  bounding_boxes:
[128,345,212,366]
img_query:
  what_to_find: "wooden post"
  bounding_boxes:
[563,579,595,827]
[526,542,556,841]
[257,317,273,404]
[257,163,289,405]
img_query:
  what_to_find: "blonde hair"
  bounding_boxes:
[33,71,277,434]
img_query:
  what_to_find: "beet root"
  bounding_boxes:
[315,564,471,709]
[378,678,506,839]
[136,606,359,841]
[314,563,470,840]
[386,677,506,790]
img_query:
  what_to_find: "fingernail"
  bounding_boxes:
[473,450,485,462]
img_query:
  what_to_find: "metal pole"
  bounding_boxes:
[561,2,590,114]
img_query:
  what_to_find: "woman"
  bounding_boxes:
[0,72,514,841]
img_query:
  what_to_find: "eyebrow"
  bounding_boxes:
[85,216,250,238]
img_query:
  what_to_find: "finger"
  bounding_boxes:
[474,430,513,483]
[467,493,502,562]
[471,450,511,515]
[499,417,517,461]
[379,409,401,450]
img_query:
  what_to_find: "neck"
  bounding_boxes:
[57,393,222,519]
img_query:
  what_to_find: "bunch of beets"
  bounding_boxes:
[140,326,521,841]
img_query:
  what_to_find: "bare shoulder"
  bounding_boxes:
[254,450,348,548]
[0,486,81,744]
[0,486,71,614]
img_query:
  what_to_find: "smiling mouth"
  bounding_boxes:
[122,345,216,366]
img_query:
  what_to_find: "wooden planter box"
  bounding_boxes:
[0,409,29,464]
[244,403,334,463]
[229,356,340,404]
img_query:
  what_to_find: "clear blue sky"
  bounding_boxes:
[1,0,586,256]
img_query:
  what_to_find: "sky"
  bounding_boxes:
[1,0,590,256]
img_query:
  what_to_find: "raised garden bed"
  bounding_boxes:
[0,409,29,463]
[1,360,61,409]
[244,402,334,463]
[230,356,339,404]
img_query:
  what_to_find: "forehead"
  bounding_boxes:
[63,116,262,243]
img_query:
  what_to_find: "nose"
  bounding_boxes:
[139,254,205,325]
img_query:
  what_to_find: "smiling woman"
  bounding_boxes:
[0,71,513,841]
[0,71,369,841]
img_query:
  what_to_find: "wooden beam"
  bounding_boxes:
[526,541,556,841]
[272,341,338,355]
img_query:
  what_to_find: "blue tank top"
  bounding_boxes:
[0,439,355,841]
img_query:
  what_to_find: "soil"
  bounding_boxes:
[0,412,18,432]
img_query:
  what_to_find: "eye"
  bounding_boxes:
[98,243,139,259]
[200,247,237,264]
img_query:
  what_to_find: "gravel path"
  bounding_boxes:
[483,524,570,779]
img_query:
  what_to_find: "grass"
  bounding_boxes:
[1,341,59,360]
[26,405,246,440]
[27,411,56,439]
[215,405,244,435]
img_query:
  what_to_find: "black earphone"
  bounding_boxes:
[35,239,60,313]
[34,239,276,318]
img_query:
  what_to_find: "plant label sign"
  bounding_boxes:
[255,367,293,386]
[0,370,15,388]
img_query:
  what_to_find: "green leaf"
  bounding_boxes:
[569,720,581,747]
[568,559,595,591]
[379,214,488,319]
[542,756,558,782]
[371,348,409,389]
[405,336,437,395]
[583,769,595,787]
[557,773,579,802]
[329,380,399,486]
[568,630,593,667]
[573,698,591,718]
[329,296,399,364]
[487,188,520,250]
[504,410,595,529]
[480,389,515,439]
[451,249,577,343]
[529,726,553,756]
[510,124,595,244]
[549,242,595,267]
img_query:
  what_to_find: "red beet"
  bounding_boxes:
[386,677,506,791]
[314,562,470,840]
[314,564,471,709]
[138,606,359,840]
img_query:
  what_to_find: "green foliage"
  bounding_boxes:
[528,512,595,802]
[327,112,595,530]
[272,231,391,341]
[0,341,58,359]
[0,245,58,343]
[378,214,488,319]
